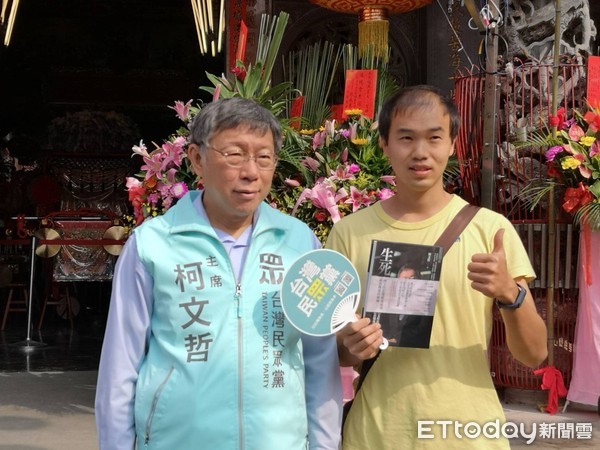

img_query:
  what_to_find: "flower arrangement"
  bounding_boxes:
[124,104,394,240]
[124,100,201,227]
[124,102,461,241]
[122,12,466,240]
[124,12,297,229]
[269,110,395,243]
[520,105,600,230]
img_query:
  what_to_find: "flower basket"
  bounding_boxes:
[517,105,600,231]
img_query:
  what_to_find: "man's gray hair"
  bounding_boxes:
[189,98,283,153]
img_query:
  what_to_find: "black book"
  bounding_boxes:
[363,240,444,348]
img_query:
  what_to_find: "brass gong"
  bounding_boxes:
[34,228,61,258]
[103,226,127,256]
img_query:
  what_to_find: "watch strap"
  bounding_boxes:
[496,283,526,309]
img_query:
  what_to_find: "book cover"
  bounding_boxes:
[363,240,444,348]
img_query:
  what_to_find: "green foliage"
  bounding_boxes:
[200,12,293,117]
[284,41,343,129]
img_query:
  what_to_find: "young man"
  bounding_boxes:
[327,85,547,449]
[95,98,342,449]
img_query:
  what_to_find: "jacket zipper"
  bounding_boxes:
[229,225,261,450]
[144,366,174,445]
[235,282,244,450]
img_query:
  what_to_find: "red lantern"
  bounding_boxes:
[309,0,433,62]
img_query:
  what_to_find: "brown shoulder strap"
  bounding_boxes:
[434,204,480,255]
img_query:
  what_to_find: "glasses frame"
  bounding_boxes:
[206,145,278,170]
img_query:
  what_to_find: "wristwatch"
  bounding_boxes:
[495,283,526,309]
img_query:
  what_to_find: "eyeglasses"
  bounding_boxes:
[207,146,278,170]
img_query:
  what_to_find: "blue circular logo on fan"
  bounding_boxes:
[281,249,361,336]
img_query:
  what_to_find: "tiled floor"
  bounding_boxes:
[0,286,107,372]
[1,292,599,449]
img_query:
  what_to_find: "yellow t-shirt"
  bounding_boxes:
[326,195,535,450]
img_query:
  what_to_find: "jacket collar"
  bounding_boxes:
[168,190,281,237]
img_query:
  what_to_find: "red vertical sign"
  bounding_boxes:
[236,20,248,64]
[587,56,600,108]
[290,96,305,130]
[228,0,247,69]
[342,70,378,119]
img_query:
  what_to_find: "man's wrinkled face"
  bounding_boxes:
[188,125,276,232]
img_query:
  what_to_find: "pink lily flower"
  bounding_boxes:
[380,175,396,186]
[302,156,320,172]
[132,140,149,158]
[312,131,326,149]
[160,137,186,170]
[169,100,192,122]
[348,123,358,140]
[309,183,335,210]
[324,120,336,137]
[311,183,346,223]
[213,84,221,101]
[284,178,301,187]
[579,165,592,178]
[330,165,355,181]
[126,177,142,189]
[345,186,373,212]
[341,147,348,162]
[164,168,179,184]
[141,152,165,180]
[293,182,348,223]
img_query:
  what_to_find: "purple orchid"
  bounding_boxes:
[545,146,563,162]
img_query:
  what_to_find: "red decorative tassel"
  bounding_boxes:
[533,366,567,415]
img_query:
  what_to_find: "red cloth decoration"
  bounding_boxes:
[548,107,566,128]
[533,366,567,415]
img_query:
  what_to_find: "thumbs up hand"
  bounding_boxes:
[467,228,518,301]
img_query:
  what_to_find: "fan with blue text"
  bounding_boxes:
[281,249,361,336]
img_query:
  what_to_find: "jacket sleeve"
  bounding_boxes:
[302,333,342,450]
[95,235,153,449]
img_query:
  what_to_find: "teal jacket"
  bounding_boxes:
[95,191,342,450]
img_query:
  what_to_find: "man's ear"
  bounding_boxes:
[450,139,457,156]
[379,137,389,155]
[187,143,204,177]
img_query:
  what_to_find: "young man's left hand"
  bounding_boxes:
[467,228,519,302]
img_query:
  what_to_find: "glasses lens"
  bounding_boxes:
[224,150,245,167]
[211,146,276,170]
[254,152,277,169]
